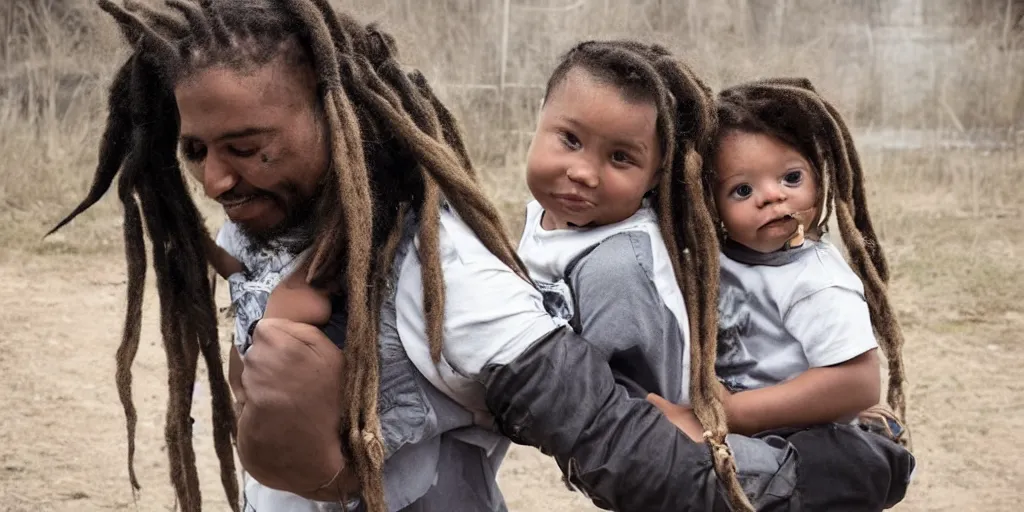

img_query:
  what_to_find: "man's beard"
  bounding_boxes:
[235,183,321,257]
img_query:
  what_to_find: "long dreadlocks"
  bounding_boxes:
[48,1,524,510]
[713,77,909,436]
[541,40,754,512]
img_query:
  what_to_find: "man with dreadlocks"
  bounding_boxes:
[50,0,519,508]
[52,0,916,510]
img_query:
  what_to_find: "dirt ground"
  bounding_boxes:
[1,161,1023,511]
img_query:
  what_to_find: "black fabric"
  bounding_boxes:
[320,293,349,349]
[482,327,725,511]
[779,424,915,511]
[482,327,917,512]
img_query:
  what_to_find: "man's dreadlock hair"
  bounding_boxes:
[713,77,909,433]
[48,0,523,510]
[542,40,754,512]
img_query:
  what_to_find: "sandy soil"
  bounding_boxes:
[1,184,1022,511]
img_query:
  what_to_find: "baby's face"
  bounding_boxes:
[714,130,819,253]
[525,67,661,230]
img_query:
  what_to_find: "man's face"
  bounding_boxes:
[174,52,329,247]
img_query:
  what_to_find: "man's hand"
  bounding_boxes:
[237,318,358,499]
[646,393,704,442]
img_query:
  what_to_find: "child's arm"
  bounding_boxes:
[722,349,880,435]
[263,263,332,327]
[645,393,705,442]
[202,233,245,279]
[723,286,881,435]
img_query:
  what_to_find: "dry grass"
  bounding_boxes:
[1,0,1023,511]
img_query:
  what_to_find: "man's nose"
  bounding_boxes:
[202,153,239,200]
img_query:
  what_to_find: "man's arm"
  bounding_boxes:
[481,327,914,512]
[237,318,361,501]
[481,328,727,511]
[393,211,725,510]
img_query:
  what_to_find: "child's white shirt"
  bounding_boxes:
[716,237,878,399]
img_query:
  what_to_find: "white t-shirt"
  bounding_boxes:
[221,206,563,511]
[716,238,878,395]
[516,199,692,404]
[395,203,561,426]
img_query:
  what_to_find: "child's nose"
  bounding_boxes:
[758,184,787,207]
[566,165,599,188]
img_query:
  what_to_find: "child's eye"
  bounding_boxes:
[783,170,803,185]
[181,140,207,162]
[560,132,582,150]
[731,184,753,199]
[611,150,633,165]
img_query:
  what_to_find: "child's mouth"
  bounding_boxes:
[762,216,795,229]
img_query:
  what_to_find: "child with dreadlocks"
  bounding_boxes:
[518,39,699,425]
[700,77,909,444]
[515,40,765,509]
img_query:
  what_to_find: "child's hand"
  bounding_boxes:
[202,232,246,278]
[646,393,704,442]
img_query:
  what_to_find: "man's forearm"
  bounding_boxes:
[236,403,361,500]
[237,318,360,502]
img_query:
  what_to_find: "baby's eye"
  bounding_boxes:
[611,150,633,165]
[731,184,753,199]
[560,132,582,150]
[783,170,803,185]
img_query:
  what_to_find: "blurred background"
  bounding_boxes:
[1,0,1022,510]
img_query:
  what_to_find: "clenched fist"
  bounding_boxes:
[236,317,357,499]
